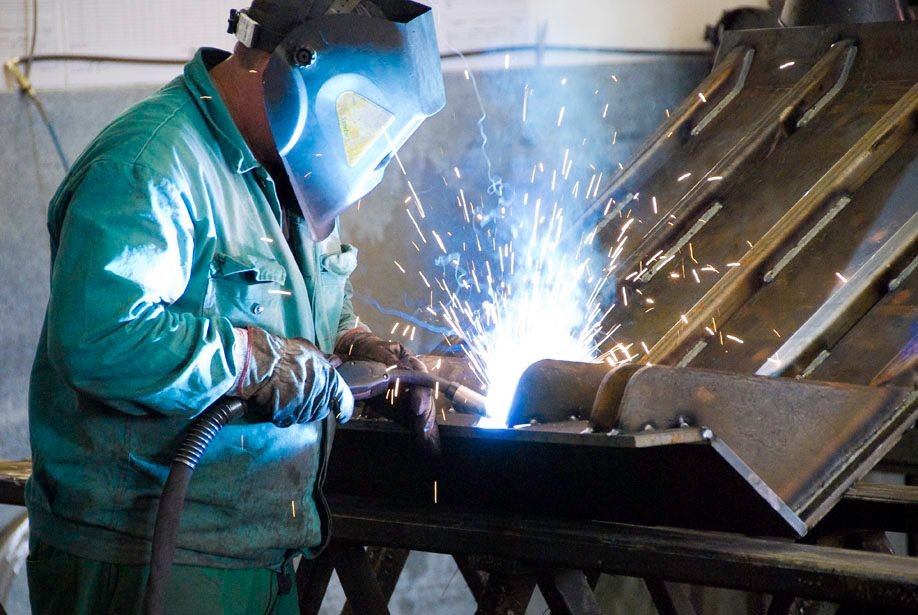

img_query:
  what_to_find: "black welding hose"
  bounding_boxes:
[142,398,246,615]
[142,363,483,614]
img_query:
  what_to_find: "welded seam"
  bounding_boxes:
[677,340,708,368]
[691,48,755,136]
[796,46,858,129]
[593,192,636,235]
[797,349,831,380]
[888,253,918,291]
[640,202,723,284]
[764,195,852,284]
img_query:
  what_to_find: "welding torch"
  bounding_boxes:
[336,359,487,415]
[143,358,485,615]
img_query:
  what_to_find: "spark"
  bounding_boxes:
[522,86,530,122]
[835,272,848,284]
[677,173,692,182]
[431,230,448,254]
[291,500,296,518]
[393,261,406,273]
[726,335,744,344]
[406,209,427,243]
[260,237,274,243]
[557,106,566,127]
[779,61,796,70]
[697,92,707,103]
[268,289,292,296]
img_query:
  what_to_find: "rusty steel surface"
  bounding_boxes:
[559,22,918,394]
[505,360,613,425]
[614,366,918,529]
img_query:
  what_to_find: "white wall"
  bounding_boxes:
[1,0,767,91]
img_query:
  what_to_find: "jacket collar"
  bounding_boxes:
[184,48,261,174]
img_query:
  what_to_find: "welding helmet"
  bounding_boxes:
[228,0,445,240]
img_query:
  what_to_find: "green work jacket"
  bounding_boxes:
[26,48,361,570]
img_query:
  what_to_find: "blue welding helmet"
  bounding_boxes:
[232,1,445,240]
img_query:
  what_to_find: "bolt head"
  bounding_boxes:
[294,47,317,66]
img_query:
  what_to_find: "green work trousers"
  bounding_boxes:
[27,538,300,615]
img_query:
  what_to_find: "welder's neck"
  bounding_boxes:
[209,52,283,177]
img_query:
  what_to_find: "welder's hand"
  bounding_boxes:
[336,330,440,455]
[235,327,354,427]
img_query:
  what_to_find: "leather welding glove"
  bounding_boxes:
[335,329,440,455]
[234,327,354,427]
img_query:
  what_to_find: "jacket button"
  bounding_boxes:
[251,303,264,315]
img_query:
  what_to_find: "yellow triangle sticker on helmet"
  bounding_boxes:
[336,91,395,167]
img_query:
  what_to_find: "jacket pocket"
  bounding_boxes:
[314,245,358,350]
[204,252,289,330]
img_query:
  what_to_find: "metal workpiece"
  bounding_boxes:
[612,38,862,288]
[564,21,918,392]
[588,364,643,432]
[328,415,810,537]
[755,211,918,378]
[645,78,918,365]
[569,45,753,238]
[329,355,916,539]
[613,366,918,529]
[505,359,613,426]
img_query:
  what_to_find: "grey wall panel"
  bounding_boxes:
[0,87,154,460]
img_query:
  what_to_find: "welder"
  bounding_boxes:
[24,1,445,613]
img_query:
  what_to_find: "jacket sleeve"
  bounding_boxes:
[46,160,240,416]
